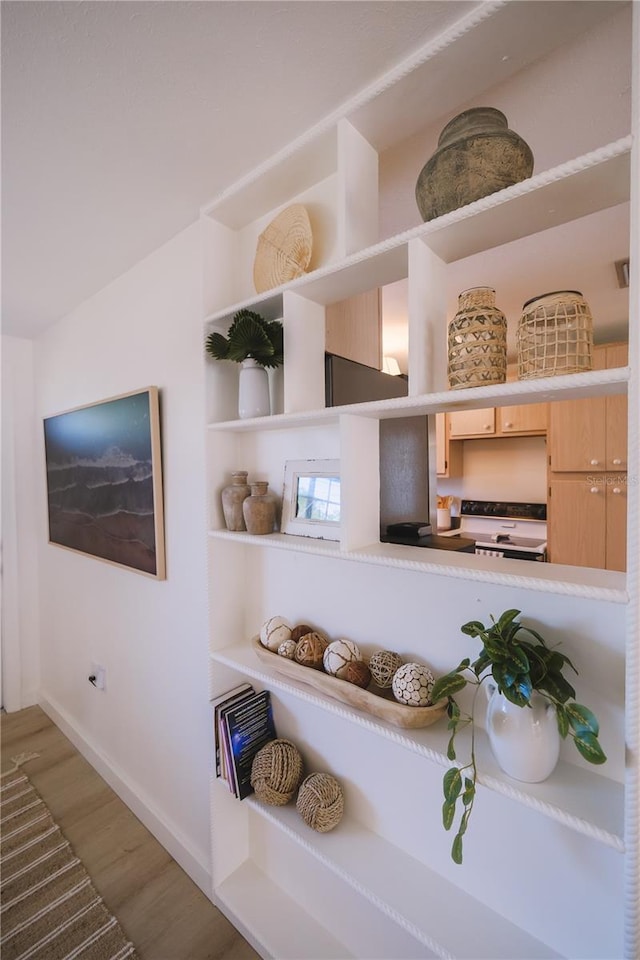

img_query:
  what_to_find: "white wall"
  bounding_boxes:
[1,335,40,710]
[33,222,212,891]
[438,435,547,507]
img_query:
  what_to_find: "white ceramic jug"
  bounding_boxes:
[485,682,560,783]
[238,358,270,419]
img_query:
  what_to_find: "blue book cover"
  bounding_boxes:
[223,690,277,799]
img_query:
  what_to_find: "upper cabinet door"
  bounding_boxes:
[448,408,495,438]
[549,347,607,471]
[605,343,628,470]
[498,403,548,435]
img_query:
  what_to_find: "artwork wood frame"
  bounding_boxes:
[43,386,166,579]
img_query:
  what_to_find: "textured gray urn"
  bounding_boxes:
[415,107,534,222]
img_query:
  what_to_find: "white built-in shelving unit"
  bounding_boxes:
[202,3,638,957]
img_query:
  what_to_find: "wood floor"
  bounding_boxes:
[1,705,261,960]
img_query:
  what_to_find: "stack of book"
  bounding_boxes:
[212,684,277,799]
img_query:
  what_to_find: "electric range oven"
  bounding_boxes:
[459,500,548,562]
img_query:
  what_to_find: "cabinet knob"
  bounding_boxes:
[590,487,599,494]
[612,487,622,495]
[590,459,600,466]
[484,424,492,430]
[612,458,622,465]
[504,421,513,428]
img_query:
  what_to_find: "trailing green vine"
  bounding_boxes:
[431,609,607,864]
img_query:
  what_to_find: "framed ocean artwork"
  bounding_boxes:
[43,387,166,578]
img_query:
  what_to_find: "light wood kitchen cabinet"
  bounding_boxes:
[498,402,548,435]
[549,343,628,472]
[448,401,547,439]
[448,406,495,438]
[547,343,628,571]
[548,474,627,572]
[325,288,381,369]
[435,412,462,477]
[606,476,628,572]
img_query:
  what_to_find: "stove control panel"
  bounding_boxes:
[461,500,547,521]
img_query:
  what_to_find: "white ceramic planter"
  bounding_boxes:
[238,358,270,419]
[485,682,560,783]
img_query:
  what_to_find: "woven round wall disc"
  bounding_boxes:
[253,204,312,294]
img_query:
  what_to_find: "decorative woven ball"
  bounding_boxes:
[250,738,304,805]
[291,623,314,643]
[391,662,435,706]
[260,616,292,652]
[277,638,298,659]
[296,773,344,833]
[294,631,328,669]
[323,639,362,679]
[345,660,371,689]
[368,650,404,688]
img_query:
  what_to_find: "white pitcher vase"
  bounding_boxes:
[485,682,560,783]
[238,358,270,419]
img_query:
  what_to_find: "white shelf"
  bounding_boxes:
[203,138,630,328]
[211,643,624,852]
[208,529,342,557]
[215,859,353,959]
[204,4,635,956]
[207,530,627,605]
[207,365,629,432]
[201,1,621,225]
[243,799,562,960]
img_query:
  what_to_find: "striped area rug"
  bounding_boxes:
[1,755,138,960]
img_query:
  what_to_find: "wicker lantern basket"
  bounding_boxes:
[517,290,593,380]
[447,287,507,389]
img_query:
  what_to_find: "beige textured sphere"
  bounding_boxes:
[392,662,435,706]
[250,739,304,805]
[294,632,328,669]
[368,650,404,688]
[323,639,362,679]
[277,638,298,659]
[296,773,344,833]
[260,616,292,652]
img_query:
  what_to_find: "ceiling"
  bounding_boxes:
[1,0,479,340]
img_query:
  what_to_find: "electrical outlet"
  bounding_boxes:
[89,663,106,691]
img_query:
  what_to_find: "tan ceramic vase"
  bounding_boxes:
[243,481,277,535]
[221,471,251,531]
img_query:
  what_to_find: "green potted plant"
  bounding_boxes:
[205,309,283,419]
[430,609,607,864]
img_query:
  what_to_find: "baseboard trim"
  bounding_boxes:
[38,694,212,898]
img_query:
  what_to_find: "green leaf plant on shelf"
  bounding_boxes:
[205,309,283,368]
[205,309,284,419]
[430,609,607,865]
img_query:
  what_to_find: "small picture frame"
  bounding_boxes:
[281,459,340,540]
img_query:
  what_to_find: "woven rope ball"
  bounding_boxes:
[368,650,404,689]
[296,773,344,833]
[294,631,328,669]
[250,738,304,806]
